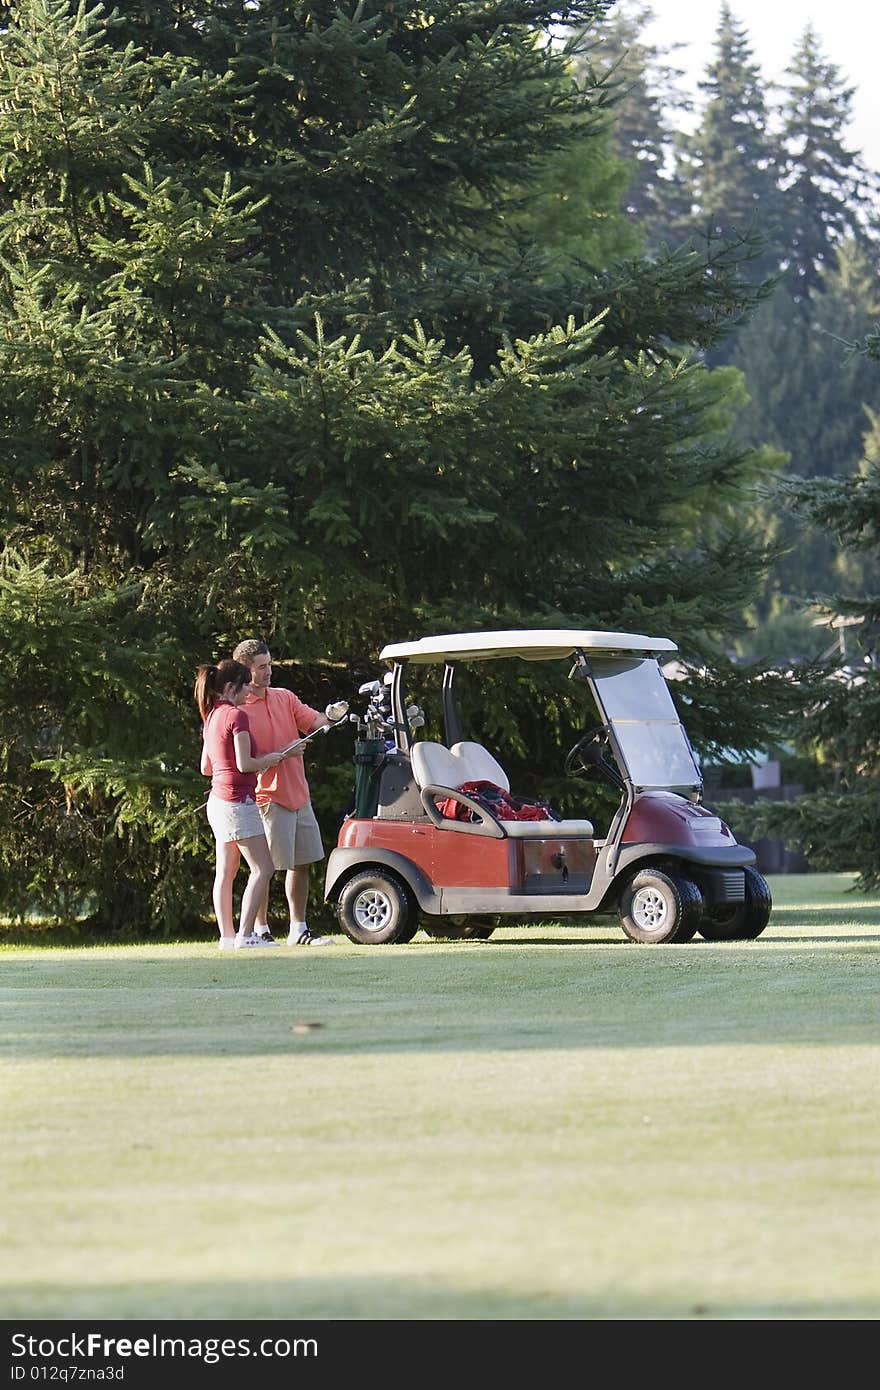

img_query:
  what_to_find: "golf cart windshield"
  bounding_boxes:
[591,657,701,791]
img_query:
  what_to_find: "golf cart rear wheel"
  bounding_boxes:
[336,869,419,945]
[699,866,772,941]
[421,919,496,941]
[619,868,703,944]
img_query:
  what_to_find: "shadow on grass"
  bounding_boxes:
[1,1279,873,1322]
[6,896,880,952]
[4,926,877,948]
[2,940,877,1057]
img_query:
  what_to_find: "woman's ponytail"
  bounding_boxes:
[194,658,251,721]
[194,663,221,721]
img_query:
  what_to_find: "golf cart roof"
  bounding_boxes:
[380,629,677,664]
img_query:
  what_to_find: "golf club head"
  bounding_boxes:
[406,704,425,729]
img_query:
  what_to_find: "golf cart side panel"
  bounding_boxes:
[325,837,602,918]
[335,818,434,878]
[336,816,517,888]
[328,816,602,909]
[325,842,441,913]
[427,827,598,893]
[431,829,517,886]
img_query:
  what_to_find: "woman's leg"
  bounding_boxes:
[237,835,276,937]
[213,840,241,939]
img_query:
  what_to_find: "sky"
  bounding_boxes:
[639,1,880,170]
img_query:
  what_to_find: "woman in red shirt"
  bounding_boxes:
[195,659,290,950]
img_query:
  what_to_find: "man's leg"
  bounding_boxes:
[270,801,330,945]
[285,863,332,945]
[285,864,310,927]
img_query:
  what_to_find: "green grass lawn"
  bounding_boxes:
[1,872,878,1321]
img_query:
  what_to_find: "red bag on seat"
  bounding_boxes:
[437,792,474,821]
[440,780,557,822]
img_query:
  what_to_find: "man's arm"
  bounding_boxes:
[279,699,351,757]
[287,691,328,737]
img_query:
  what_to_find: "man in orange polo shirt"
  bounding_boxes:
[232,638,333,946]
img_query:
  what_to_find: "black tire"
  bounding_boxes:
[699,866,772,941]
[421,920,496,941]
[336,869,419,945]
[618,868,704,944]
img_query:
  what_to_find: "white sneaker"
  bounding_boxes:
[218,937,236,951]
[288,927,334,946]
[234,932,277,949]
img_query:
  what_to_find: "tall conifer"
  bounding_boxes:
[751,329,880,885]
[0,1,786,932]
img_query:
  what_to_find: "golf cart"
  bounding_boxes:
[324,630,771,945]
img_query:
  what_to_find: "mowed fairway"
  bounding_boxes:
[1,873,878,1321]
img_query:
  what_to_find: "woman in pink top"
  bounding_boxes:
[195,659,291,951]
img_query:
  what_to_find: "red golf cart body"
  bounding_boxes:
[324,630,771,945]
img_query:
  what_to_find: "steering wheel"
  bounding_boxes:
[563,726,610,779]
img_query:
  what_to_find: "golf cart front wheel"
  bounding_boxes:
[699,866,772,941]
[336,869,419,945]
[618,868,703,944]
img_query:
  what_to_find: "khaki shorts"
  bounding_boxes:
[206,794,265,844]
[259,799,325,870]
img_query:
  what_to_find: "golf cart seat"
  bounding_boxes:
[411,740,594,838]
[450,741,510,789]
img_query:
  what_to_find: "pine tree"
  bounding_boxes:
[680,20,880,648]
[776,23,874,302]
[0,1,792,933]
[506,122,642,270]
[674,4,783,290]
[747,327,880,886]
[570,0,693,240]
[726,239,880,628]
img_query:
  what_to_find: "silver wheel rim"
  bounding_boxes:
[353,887,394,934]
[632,885,669,932]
